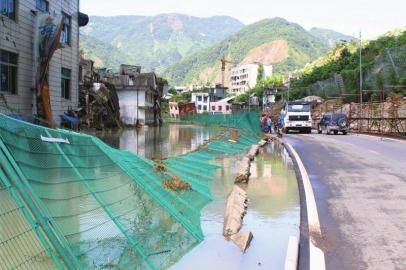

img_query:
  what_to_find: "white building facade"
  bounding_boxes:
[230,64,272,94]
[191,92,209,114]
[117,89,157,125]
[0,0,82,125]
[115,73,159,126]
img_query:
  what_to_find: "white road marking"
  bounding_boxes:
[356,133,406,144]
[369,150,379,155]
[284,142,326,270]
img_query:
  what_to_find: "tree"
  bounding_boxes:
[256,63,264,84]
[168,87,178,95]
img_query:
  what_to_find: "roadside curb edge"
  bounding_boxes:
[274,136,326,270]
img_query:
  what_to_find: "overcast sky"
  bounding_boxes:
[80,0,405,39]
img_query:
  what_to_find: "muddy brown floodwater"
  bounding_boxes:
[98,124,300,270]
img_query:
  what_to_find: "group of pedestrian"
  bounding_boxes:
[260,113,273,133]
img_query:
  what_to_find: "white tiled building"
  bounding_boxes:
[191,92,209,114]
[230,64,272,94]
[0,0,84,125]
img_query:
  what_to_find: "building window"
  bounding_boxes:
[61,13,71,45]
[226,105,230,111]
[197,105,202,110]
[203,96,208,102]
[197,96,202,102]
[218,106,222,111]
[0,50,18,94]
[211,106,215,111]
[0,0,16,20]
[203,105,207,111]
[61,68,71,99]
[36,0,49,12]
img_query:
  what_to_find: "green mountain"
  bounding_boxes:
[309,27,354,48]
[80,14,244,70]
[161,18,330,85]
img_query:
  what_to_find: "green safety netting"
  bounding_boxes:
[0,182,65,270]
[0,113,219,270]
[180,112,261,155]
[0,111,260,270]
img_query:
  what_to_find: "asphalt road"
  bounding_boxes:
[283,132,406,270]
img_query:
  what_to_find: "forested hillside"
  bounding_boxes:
[289,29,406,101]
[161,18,329,85]
[80,14,244,70]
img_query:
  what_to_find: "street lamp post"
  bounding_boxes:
[359,31,363,133]
[341,33,363,132]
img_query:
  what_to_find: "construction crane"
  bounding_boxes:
[220,55,235,87]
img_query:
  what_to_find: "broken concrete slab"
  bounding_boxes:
[235,157,251,183]
[223,185,248,237]
[258,139,267,147]
[246,144,260,161]
[230,231,254,253]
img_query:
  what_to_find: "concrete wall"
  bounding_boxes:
[0,0,80,125]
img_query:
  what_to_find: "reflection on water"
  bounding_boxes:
[172,142,300,270]
[98,124,219,159]
[98,124,300,270]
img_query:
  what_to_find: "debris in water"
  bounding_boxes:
[163,175,191,192]
[223,185,248,237]
[230,231,253,253]
[154,161,168,172]
[229,129,240,142]
[235,157,251,183]
[246,144,260,161]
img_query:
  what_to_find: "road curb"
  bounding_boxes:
[268,135,326,270]
[284,236,299,270]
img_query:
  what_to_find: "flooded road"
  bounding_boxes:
[98,124,219,159]
[98,124,300,270]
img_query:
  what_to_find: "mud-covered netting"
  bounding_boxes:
[0,111,260,270]
[0,113,219,270]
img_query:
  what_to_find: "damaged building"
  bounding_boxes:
[103,64,163,126]
[0,0,88,125]
[78,56,121,129]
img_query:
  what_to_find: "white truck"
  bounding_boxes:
[281,101,312,134]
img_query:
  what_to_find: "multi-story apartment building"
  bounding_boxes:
[0,0,87,125]
[191,92,210,114]
[230,64,272,94]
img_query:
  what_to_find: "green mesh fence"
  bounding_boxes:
[0,177,65,270]
[0,113,220,270]
[180,112,261,155]
[0,111,261,270]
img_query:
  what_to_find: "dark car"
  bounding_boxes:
[318,113,349,135]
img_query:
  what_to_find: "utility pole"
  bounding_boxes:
[359,31,363,132]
